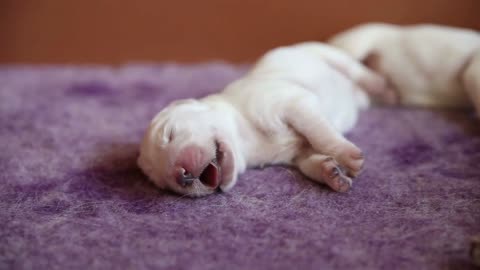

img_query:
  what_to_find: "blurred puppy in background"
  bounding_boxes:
[138,42,389,196]
[329,23,480,113]
[330,23,480,267]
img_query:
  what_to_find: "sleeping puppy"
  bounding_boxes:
[328,23,480,112]
[138,42,388,196]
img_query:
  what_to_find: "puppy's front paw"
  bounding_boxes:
[319,157,352,192]
[334,143,364,178]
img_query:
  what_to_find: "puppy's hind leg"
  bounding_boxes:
[295,153,353,192]
[298,43,396,103]
[285,96,364,178]
[463,50,480,117]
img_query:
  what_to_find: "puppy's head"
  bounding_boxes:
[138,99,238,196]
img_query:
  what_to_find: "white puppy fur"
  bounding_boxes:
[329,23,480,112]
[138,42,388,196]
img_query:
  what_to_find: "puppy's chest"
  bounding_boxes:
[246,123,305,166]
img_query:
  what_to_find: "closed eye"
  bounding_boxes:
[160,125,175,146]
[168,128,175,142]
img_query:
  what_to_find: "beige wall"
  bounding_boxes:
[1,0,479,64]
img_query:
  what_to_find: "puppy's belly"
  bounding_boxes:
[401,89,470,108]
[378,48,474,108]
[397,78,471,108]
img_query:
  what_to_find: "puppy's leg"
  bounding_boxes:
[328,50,399,105]
[286,97,364,178]
[360,52,399,105]
[295,153,353,192]
[463,50,480,116]
[298,43,395,102]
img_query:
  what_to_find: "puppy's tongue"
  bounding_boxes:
[199,161,220,188]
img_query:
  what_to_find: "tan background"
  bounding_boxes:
[1,0,479,64]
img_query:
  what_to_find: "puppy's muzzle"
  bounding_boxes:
[175,161,220,188]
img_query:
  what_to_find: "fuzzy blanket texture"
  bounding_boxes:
[0,63,479,270]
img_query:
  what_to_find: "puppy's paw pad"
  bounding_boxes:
[319,157,352,192]
[327,166,352,192]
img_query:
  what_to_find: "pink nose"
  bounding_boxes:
[173,145,220,188]
[175,167,195,187]
[176,145,206,174]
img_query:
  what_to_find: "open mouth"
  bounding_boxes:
[198,141,223,188]
[176,141,225,190]
[199,160,220,188]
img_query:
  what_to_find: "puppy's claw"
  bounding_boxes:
[338,176,353,192]
[330,167,340,177]
[328,166,352,192]
[319,158,353,192]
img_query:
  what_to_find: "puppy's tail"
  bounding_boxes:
[328,23,399,61]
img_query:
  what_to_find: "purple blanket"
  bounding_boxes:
[1,63,479,270]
